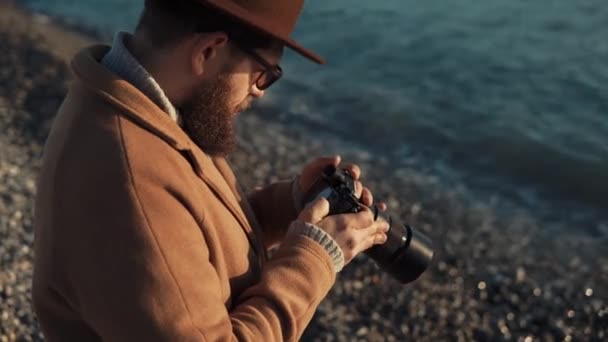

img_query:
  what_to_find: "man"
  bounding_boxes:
[32,0,389,340]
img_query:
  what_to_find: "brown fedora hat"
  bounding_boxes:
[195,0,325,64]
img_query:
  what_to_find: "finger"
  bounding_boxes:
[351,220,388,253]
[355,231,387,255]
[354,181,363,199]
[364,218,390,235]
[342,163,361,180]
[300,155,341,192]
[306,155,341,171]
[360,187,373,206]
[373,233,388,245]
[377,218,390,233]
[376,202,387,212]
[298,197,330,224]
[349,207,375,229]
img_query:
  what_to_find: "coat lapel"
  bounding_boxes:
[188,150,267,263]
[211,157,267,261]
[72,45,266,263]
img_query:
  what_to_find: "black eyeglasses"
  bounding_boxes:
[235,44,283,90]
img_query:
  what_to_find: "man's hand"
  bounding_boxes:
[298,155,387,210]
[298,198,389,264]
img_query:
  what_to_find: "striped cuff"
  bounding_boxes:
[287,220,345,273]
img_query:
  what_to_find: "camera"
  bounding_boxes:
[303,165,434,284]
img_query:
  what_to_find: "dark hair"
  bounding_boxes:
[136,0,274,50]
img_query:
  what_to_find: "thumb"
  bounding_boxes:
[309,155,341,169]
[302,155,341,176]
[300,155,341,192]
[298,197,330,224]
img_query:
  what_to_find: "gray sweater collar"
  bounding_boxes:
[101,31,181,125]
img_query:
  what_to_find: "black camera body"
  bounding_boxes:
[303,165,434,284]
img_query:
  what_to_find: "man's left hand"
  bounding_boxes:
[298,155,386,210]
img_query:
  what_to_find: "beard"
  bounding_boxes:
[180,74,237,157]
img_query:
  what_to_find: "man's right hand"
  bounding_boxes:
[297,198,389,265]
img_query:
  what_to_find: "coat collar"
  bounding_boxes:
[71,45,266,261]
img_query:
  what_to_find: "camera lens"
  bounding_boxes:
[309,166,434,284]
[365,211,434,284]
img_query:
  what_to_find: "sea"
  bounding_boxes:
[20,0,608,236]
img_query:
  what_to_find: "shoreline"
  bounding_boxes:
[13,1,608,227]
[0,4,606,341]
[0,2,96,62]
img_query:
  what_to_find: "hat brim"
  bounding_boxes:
[200,0,325,64]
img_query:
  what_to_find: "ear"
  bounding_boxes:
[191,32,229,77]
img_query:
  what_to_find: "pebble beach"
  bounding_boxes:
[0,3,606,341]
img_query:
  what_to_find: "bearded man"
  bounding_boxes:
[32,0,389,340]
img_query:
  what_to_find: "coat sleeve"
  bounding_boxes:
[247,180,299,249]
[65,170,334,342]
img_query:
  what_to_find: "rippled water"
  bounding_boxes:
[22,0,608,220]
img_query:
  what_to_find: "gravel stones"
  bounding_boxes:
[0,6,68,341]
[232,112,607,342]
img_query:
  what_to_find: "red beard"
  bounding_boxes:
[180,74,237,157]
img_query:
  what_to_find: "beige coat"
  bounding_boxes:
[32,45,335,341]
